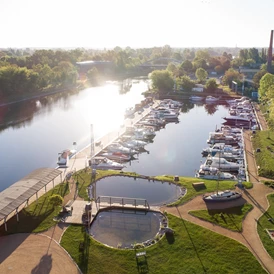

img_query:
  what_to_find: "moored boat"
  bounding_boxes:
[195,166,237,180]
[89,157,124,170]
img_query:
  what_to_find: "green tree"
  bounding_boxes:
[253,70,267,89]
[87,67,99,85]
[180,60,193,73]
[222,68,242,87]
[258,73,274,100]
[150,70,174,93]
[192,58,207,70]
[178,75,195,92]
[205,78,218,92]
[195,68,208,82]
[49,194,63,206]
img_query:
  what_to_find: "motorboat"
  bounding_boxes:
[202,143,243,157]
[99,152,132,162]
[89,157,124,170]
[213,151,243,162]
[207,132,240,145]
[107,143,137,155]
[226,96,249,105]
[57,149,77,167]
[195,166,237,180]
[222,115,252,126]
[201,156,240,172]
[205,96,219,103]
[190,95,204,101]
[124,107,135,118]
[203,190,242,202]
[121,139,147,149]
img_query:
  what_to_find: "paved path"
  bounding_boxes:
[0,233,81,274]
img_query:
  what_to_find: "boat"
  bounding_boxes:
[202,143,243,157]
[201,156,240,172]
[205,96,219,103]
[89,157,124,170]
[207,132,240,145]
[195,166,237,180]
[99,152,132,162]
[222,115,252,125]
[106,143,137,155]
[203,190,242,202]
[190,95,204,101]
[57,148,77,167]
[226,96,249,105]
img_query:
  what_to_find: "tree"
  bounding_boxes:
[253,70,267,89]
[49,194,63,206]
[180,60,193,73]
[195,68,208,82]
[222,68,242,87]
[205,78,218,92]
[150,70,174,93]
[192,58,207,70]
[258,73,274,100]
[178,75,195,92]
[87,67,99,85]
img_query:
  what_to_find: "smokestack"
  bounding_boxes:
[267,30,273,73]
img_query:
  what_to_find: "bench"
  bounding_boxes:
[136,251,146,258]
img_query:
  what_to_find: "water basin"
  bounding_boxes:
[89,176,182,206]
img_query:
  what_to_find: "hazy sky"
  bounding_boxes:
[1,0,274,49]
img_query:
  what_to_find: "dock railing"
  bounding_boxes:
[95,196,150,210]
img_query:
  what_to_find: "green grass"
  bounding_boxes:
[252,130,274,178]
[189,203,253,231]
[154,175,240,206]
[61,214,266,274]
[257,193,274,259]
[0,182,69,236]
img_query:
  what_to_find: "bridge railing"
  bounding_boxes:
[96,196,150,210]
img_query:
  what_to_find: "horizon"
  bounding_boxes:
[1,0,274,49]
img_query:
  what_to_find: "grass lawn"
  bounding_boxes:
[0,182,69,236]
[61,214,266,274]
[73,170,247,206]
[189,203,253,231]
[252,130,274,178]
[257,193,274,259]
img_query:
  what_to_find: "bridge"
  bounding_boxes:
[138,57,181,69]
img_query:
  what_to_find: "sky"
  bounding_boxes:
[1,0,274,49]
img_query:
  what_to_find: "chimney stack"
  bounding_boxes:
[267,30,273,73]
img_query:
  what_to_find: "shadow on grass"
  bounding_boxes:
[78,226,90,274]
[175,206,207,273]
[0,207,55,236]
[165,232,175,244]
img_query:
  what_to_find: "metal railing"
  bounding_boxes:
[95,196,150,210]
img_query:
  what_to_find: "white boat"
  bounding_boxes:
[195,166,237,180]
[124,107,135,118]
[107,143,137,155]
[226,96,249,105]
[207,132,240,145]
[202,143,243,157]
[89,157,124,170]
[205,96,219,103]
[190,95,204,101]
[201,156,240,172]
[57,149,77,167]
[99,152,131,162]
[203,190,242,202]
[121,139,147,149]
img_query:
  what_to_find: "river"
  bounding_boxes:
[0,79,229,192]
